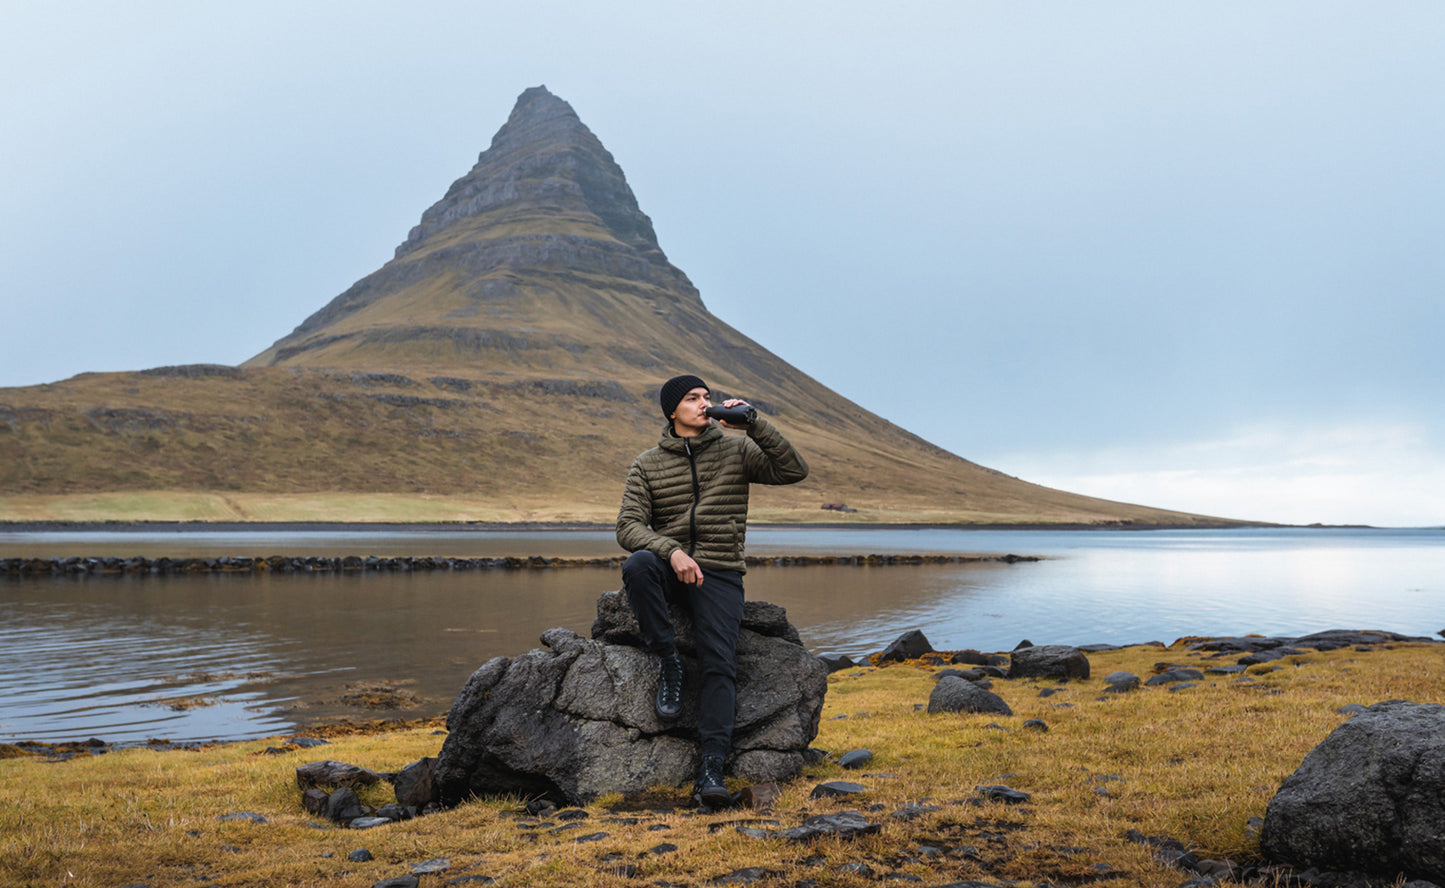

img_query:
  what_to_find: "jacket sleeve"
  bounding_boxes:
[615,458,683,562]
[742,415,810,486]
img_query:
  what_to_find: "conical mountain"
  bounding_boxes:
[1,87,1241,525]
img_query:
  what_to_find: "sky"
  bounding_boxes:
[3,2,1442,527]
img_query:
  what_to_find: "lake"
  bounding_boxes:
[2,526,1441,745]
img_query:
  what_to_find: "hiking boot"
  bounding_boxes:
[655,652,684,720]
[692,754,732,809]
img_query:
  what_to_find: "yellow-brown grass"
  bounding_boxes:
[4,642,1438,887]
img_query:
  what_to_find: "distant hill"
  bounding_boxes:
[0,87,1243,527]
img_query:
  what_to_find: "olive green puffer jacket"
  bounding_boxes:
[616,415,809,574]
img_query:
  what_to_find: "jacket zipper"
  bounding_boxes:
[685,438,699,556]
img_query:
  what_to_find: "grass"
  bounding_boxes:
[4,641,1440,887]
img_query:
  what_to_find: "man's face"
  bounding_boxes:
[671,387,711,436]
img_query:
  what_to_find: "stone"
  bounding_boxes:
[302,788,329,815]
[740,782,780,810]
[878,629,933,663]
[838,749,874,769]
[1261,700,1445,884]
[927,675,1013,716]
[975,785,1031,804]
[1146,668,1204,686]
[1103,671,1141,692]
[217,812,267,824]
[811,781,869,799]
[350,817,393,830]
[349,849,374,862]
[818,654,855,673]
[1022,719,1048,732]
[325,787,370,824]
[391,757,436,808]
[297,760,381,790]
[775,811,881,842]
[372,877,419,888]
[1008,645,1090,680]
[435,593,828,806]
[950,650,989,665]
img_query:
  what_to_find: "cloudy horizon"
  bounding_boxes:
[3,2,1441,527]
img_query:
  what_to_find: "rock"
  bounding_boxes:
[349,849,374,862]
[1261,700,1445,884]
[713,867,775,884]
[811,781,869,799]
[927,675,1013,716]
[1145,668,1204,686]
[217,812,267,824]
[950,650,989,665]
[1103,671,1141,692]
[879,629,933,663]
[1022,719,1048,732]
[391,757,436,808]
[740,782,780,809]
[975,785,1031,804]
[777,811,881,842]
[302,788,329,815]
[372,877,419,888]
[818,654,855,673]
[297,760,381,790]
[410,860,447,877]
[350,817,393,830]
[434,593,828,806]
[1008,645,1090,680]
[325,787,370,824]
[838,749,874,769]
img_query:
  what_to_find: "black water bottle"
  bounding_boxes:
[705,404,757,425]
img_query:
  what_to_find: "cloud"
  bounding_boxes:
[989,422,1445,527]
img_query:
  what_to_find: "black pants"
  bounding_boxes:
[622,549,744,760]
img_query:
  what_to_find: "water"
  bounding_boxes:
[2,526,1441,744]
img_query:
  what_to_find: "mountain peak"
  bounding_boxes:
[395,85,665,262]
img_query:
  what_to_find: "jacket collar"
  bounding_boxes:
[658,420,722,454]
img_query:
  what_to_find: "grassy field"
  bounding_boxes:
[4,640,1439,887]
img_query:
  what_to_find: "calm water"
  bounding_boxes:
[2,526,1441,744]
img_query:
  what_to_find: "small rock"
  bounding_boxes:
[1022,719,1048,732]
[712,867,773,884]
[740,782,780,810]
[1103,671,1141,692]
[838,749,874,769]
[350,817,393,830]
[348,849,374,862]
[927,675,1013,716]
[372,877,419,888]
[879,629,933,663]
[811,781,868,799]
[1146,668,1204,686]
[573,832,609,843]
[974,785,1031,804]
[778,810,881,841]
[647,843,678,855]
[296,760,381,790]
[411,858,450,875]
[217,812,267,824]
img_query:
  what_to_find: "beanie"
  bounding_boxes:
[659,374,708,418]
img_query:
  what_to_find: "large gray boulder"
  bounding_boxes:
[1008,644,1090,680]
[1260,700,1445,884]
[434,592,828,806]
[927,675,1013,716]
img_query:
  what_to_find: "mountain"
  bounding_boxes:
[0,86,1241,526]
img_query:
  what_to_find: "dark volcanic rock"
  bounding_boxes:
[927,675,1013,716]
[434,593,827,806]
[1261,700,1445,884]
[879,629,933,663]
[1008,644,1090,680]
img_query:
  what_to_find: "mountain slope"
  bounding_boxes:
[0,87,1243,526]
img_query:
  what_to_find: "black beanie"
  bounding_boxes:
[660,374,708,418]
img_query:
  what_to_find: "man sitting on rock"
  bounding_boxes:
[616,374,809,807]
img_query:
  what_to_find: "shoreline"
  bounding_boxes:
[1,519,1356,533]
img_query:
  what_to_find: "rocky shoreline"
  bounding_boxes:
[0,552,1039,576]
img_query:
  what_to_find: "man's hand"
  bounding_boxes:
[717,398,754,430]
[669,549,704,586]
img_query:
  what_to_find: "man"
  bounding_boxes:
[616,373,809,807]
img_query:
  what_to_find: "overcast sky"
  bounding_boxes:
[3,2,1442,526]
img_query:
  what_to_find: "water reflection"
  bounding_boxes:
[2,528,1441,744]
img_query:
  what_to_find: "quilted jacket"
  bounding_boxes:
[616,415,809,573]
